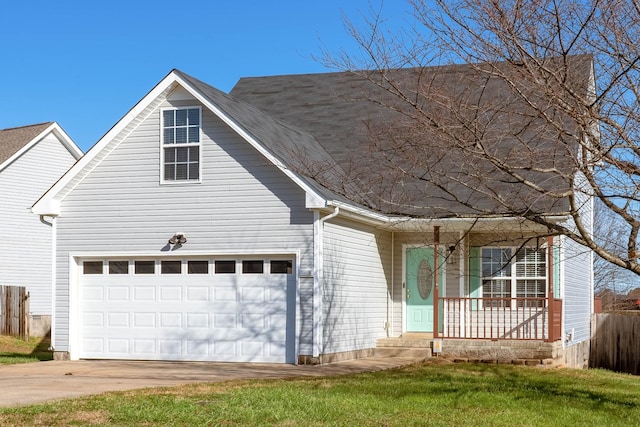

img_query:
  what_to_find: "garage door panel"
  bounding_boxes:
[133,313,156,327]
[108,339,130,354]
[214,313,236,328]
[83,287,104,301]
[79,256,293,363]
[134,287,155,301]
[159,313,182,327]
[213,287,237,301]
[186,340,210,356]
[240,287,264,302]
[107,312,130,327]
[186,313,210,328]
[159,286,182,301]
[186,287,209,301]
[82,312,104,327]
[133,339,155,354]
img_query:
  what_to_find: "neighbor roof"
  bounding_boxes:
[0,122,54,164]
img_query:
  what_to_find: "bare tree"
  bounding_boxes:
[320,0,640,276]
[594,198,639,295]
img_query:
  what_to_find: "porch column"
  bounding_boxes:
[547,235,555,342]
[434,226,440,339]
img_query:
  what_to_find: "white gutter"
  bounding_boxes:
[312,206,340,358]
[320,206,341,225]
[326,200,568,232]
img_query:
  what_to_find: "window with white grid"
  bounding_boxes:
[481,247,547,308]
[515,248,547,307]
[482,248,512,307]
[162,107,201,182]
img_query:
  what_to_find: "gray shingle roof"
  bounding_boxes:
[0,122,53,165]
[230,57,591,218]
[175,71,359,205]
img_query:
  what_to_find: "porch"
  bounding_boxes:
[378,295,564,364]
[399,227,563,344]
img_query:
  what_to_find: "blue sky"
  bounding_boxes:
[0,1,411,152]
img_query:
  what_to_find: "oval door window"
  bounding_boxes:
[417,259,433,299]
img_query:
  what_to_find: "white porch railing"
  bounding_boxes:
[439,297,562,341]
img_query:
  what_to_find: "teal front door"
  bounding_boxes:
[406,247,444,332]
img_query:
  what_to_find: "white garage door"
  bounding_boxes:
[78,257,294,363]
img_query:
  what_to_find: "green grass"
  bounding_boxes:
[1,360,639,426]
[0,335,52,364]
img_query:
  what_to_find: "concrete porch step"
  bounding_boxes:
[376,337,432,348]
[375,336,434,359]
[374,347,433,358]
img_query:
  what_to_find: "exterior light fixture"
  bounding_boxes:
[168,233,187,245]
[446,245,456,264]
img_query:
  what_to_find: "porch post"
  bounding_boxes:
[547,235,555,342]
[434,226,440,339]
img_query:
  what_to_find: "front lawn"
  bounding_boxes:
[1,359,639,426]
[0,335,52,365]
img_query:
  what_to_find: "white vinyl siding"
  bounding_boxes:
[563,171,594,345]
[0,133,78,314]
[322,217,391,354]
[53,96,314,354]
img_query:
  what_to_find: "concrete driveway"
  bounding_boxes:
[0,356,422,408]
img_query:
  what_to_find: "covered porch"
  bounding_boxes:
[390,222,564,346]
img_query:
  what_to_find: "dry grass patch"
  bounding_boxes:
[0,335,52,364]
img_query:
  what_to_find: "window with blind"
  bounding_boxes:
[481,247,547,308]
[161,107,201,182]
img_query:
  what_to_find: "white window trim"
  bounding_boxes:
[160,106,203,184]
[480,246,548,308]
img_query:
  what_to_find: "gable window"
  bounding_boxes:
[481,247,547,308]
[162,107,201,182]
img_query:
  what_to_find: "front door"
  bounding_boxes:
[405,247,443,332]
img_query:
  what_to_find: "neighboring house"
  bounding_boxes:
[0,123,82,336]
[33,59,593,366]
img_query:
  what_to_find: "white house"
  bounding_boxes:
[33,60,593,366]
[0,122,82,335]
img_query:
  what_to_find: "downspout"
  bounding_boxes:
[313,206,340,359]
[39,215,56,352]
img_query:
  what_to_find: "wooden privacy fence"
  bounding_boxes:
[0,285,30,339]
[590,313,640,375]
